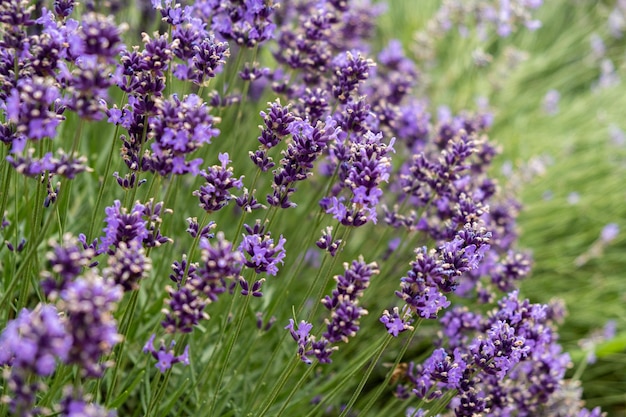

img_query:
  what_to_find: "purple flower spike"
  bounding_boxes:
[103,240,152,292]
[0,304,71,376]
[239,222,286,276]
[100,200,148,255]
[60,272,123,377]
[193,153,244,213]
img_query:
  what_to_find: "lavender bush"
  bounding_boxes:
[0,0,611,415]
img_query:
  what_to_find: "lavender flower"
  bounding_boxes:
[321,257,377,344]
[100,200,148,254]
[103,240,152,292]
[193,153,244,213]
[5,76,64,152]
[380,307,414,337]
[41,234,96,298]
[268,117,341,208]
[58,272,123,377]
[161,283,209,333]
[321,130,394,226]
[147,94,220,176]
[0,304,71,375]
[58,387,117,417]
[239,221,286,276]
[316,226,342,257]
[143,334,190,373]
[285,319,314,365]
[189,232,244,301]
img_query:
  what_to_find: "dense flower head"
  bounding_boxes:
[100,200,149,254]
[187,35,230,85]
[193,153,244,212]
[5,76,64,151]
[103,240,152,292]
[205,0,278,47]
[54,0,76,19]
[41,234,96,298]
[321,257,377,343]
[190,232,244,301]
[330,51,375,103]
[239,221,287,276]
[58,272,123,377]
[321,130,395,226]
[269,117,341,208]
[0,304,71,376]
[161,283,209,333]
[69,12,126,62]
[147,94,220,176]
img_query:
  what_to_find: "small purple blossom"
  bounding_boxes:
[239,222,286,276]
[380,307,414,337]
[143,334,190,373]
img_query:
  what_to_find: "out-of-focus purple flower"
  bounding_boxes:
[54,0,75,19]
[5,77,64,151]
[7,149,91,179]
[0,304,71,376]
[543,89,560,115]
[600,223,619,242]
[239,277,265,297]
[41,234,96,298]
[204,0,278,47]
[103,240,152,292]
[59,272,123,377]
[143,334,190,373]
[59,387,117,417]
[68,12,125,62]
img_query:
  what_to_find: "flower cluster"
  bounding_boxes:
[287,257,378,364]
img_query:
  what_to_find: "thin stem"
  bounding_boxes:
[207,290,252,416]
[89,94,127,240]
[338,334,393,417]
[358,321,421,416]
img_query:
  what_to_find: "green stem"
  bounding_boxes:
[338,334,393,417]
[207,291,252,416]
[358,322,421,416]
[255,356,301,417]
[89,94,126,240]
[105,289,140,404]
